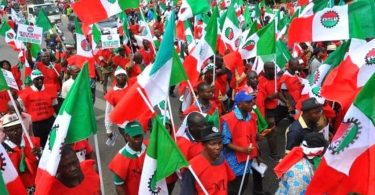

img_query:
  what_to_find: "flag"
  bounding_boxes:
[91,24,101,50]
[307,74,375,195]
[0,22,22,51]
[221,5,241,51]
[139,117,189,194]
[183,8,218,84]
[178,0,210,21]
[68,18,96,78]
[206,109,220,130]
[35,9,53,33]
[253,107,268,133]
[238,20,275,60]
[288,1,375,45]
[0,0,6,10]
[35,64,97,195]
[72,0,139,24]
[118,12,130,44]
[275,40,292,69]
[0,68,9,91]
[0,144,27,195]
[134,12,154,48]
[1,69,18,90]
[110,12,176,124]
[170,48,188,86]
[321,39,375,112]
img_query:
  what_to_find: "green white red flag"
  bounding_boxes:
[238,20,275,60]
[110,12,179,124]
[221,5,241,51]
[138,117,189,194]
[183,8,218,84]
[178,0,210,21]
[307,74,375,195]
[288,1,375,45]
[35,64,97,195]
[0,22,23,51]
[72,0,139,24]
[321,39,375,112]
[0,144,27,195]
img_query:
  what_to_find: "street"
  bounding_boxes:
[0,15,288,194]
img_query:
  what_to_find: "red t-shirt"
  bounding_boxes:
[36,62,62,91]
[112,55,131,70]
[138,48,155,66]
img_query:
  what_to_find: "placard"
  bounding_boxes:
[101,34,120,49]
[17,24,43,45]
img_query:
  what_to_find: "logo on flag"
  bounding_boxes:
[321,11,340,28]
[225,27,234,40]
[242,40,255,51]
[308,70,321,85]
[27,26,34,33]
[365,48,375,65]
[80,39,91,52]
[186,35,193,44]
[107,0,116,3]
[0,152,5,171]
[6,32,14,39]
[328,118,362,155]
[107,35,112,40]
[48,124,59,150]
[311,87,322,97]
[147,172,162,194]
[180,7,187,14]
[234,37,242,48]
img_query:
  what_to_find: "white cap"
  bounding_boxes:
[30,69,43,81]
[114,66,127,77]
[1,113,21,128]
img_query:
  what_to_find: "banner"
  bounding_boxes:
[1,69,18,90]
[17,24,43,45]
[101,34,120,49]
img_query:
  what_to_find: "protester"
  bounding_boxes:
[285,97,324,153]
[275,132,328,194]
[104,66,129,140]
[35,145,100,194]
[18,70,58,147]
[1,113,40,195]
[108,121,146,195]
[176,112,207,160]
[180,124,235,195]
[221,91,265,195]
[183,82,220,117]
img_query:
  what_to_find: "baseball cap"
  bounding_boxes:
[234,91,255,104]
[301,97,323,112]
[1,113,21,128]
[124,121,144,137]
[30,69,43,81]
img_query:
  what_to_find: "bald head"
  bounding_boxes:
[187,112,207,141]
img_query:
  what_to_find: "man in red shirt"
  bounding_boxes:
[279,58,304,117]
[104,67,129,141]
[138,40,155,66]
[180,124,235,195]
[183,82,220,117]
[28,50,62,92]
[112,47,131,70]
[176,112,207,161]
[1,113,40,194]
[257,62,281,159]
[19,70,58,147]
[109,121,147,195]
[35,145,100,194]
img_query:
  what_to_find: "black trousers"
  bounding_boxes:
[32,116,55,148]
[228,168,264,195]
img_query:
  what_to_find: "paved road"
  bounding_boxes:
[0,15,290,194]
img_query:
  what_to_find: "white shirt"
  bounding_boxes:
[104,85,127,134]
[61,78,75,99]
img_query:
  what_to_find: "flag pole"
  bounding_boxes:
[212,55,216,87]
[238,143,253,195]
[167,97,177,141]
[7,90,34,148]
[187,80,203,113]
[188,165,209,195]
[93,134,106,195]
[137,87,156,113]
